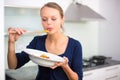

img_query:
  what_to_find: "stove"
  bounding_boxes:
[83,55,110,68]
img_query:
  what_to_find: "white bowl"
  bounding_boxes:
[23,48,64,67]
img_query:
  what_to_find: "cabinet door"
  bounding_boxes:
[103,65,120,75]
[83,69,104,80]
[83,65,120,80]
[4,0,69,11]
[102,65,120,80]
[119,65,120,79]
[104,74,120,80]
[5,0,45,7]
[83,71,96,80]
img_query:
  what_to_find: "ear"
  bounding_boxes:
[62,16,65,22]
[61,16,64,25]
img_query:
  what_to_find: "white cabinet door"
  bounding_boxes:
[5,0,46,8]
[4,0,70,11]
[83,64,120,80]
[83,70,96,80]
[101,65,120,80]
[118,65,120,79]
[83,69,104,80]
[104,74,120,80]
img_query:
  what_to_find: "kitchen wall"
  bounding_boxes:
[98,0,120,60]
[4,0,100,69]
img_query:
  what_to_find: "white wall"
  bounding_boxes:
[64,22,99,58]
[99,0,120,60]
[0,0,5,80]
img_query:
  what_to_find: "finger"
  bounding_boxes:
[14,28,22,34]
[63,56,69,63]
[14,28,26,35]
[8,28,17,34]
[8,27,12,31]
[50,62,59,69]
[51,65,57,69]
[18,28,26,34]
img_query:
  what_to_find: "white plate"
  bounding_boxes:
[23,48,64,67]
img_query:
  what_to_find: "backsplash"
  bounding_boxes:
[4,7,99,69]
[5,7,42,32]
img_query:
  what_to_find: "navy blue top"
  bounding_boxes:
[16,35,83,80]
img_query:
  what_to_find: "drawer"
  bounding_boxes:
[83,69,104,80]
[103,65,120,75]
[104,73,120,80]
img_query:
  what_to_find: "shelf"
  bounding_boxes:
[4,4,41,9]
[5,7,40,16]
[4,0,45,9]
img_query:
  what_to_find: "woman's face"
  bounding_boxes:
[40,7,64,34]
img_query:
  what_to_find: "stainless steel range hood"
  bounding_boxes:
[65,2,105,21]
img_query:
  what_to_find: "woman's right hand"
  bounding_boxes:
[8,27,26,43]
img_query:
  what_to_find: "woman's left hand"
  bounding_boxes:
[50,56,69,69]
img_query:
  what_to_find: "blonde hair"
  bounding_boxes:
[40,2,64,18]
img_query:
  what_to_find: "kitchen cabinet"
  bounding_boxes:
[5,60,120,80]
[4,6,42,33]
[83,64,120,80]
[119,65,120,79]
[4,0,69,11]
[4,0,46,8]
[102,65,120,80]
[83,69,103,80]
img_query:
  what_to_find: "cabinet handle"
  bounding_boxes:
[105,67,119,71]
[84,72,93,77]
[105,75,118,80]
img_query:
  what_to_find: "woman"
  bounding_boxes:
[8,2,83,80]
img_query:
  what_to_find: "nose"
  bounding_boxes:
[47,19,52,25]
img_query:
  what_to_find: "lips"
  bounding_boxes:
[46,28,53,31]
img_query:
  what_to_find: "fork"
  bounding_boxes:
[4,30,49,36]
[25,30,49,35]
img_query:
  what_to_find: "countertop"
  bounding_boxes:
[6,66,38,80]
[83,59,120,72]
[6,60,120,80]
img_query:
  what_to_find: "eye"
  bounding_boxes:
[52,18,56,21]
[42,18,47,21]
